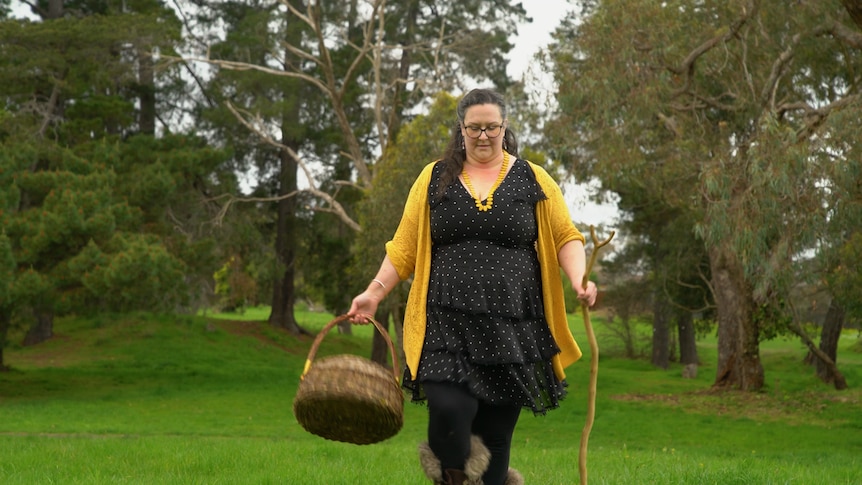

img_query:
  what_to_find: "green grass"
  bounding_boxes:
[1,310,861,484]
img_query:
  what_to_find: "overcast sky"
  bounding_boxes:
[507,0,577,79]
[507,1,620,227]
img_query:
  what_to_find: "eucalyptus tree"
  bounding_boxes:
[810,94,862,389]
[180,0,528,333]
[549,1,862,390]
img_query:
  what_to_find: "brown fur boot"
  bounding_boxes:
[418,435,491,484]
[442,469,468,485]
[504,467,524,485]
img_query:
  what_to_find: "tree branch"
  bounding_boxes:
[37,82,62,139]
[175,53,331,95]
[787,319,848,390]
[761,32,802,110]
[667,1,757,76]
[224,101,362,232]
[825,16,862,49]
[282,0,378,187]
[776,93,862,142]
[666,1,757,97]
[841,0,862,31]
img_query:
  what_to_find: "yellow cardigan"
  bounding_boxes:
[385,159,584,381]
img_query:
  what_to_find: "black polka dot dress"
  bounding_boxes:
[402,158,567,415]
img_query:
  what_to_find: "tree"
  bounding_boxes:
[808,104,862,389]
[0,141,187,345]
[550,0,862,390]
[0,1,237,351]
[178,0,529,336]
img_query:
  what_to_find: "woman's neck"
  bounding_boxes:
[464,152,507,172]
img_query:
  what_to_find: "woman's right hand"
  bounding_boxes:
[347,291,380,324]
[348,258,397,323]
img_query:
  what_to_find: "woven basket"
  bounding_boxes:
[293,314,404,445]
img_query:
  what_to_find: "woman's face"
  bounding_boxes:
[461,103,506,162]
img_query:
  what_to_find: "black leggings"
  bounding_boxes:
[424,381,521,485]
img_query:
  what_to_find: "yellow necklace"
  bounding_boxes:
[461,151,509,212]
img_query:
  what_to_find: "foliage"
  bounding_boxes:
[0,234,13,306]
[830,233,862,319]
[0,0,234,359]
[213,255,258,312]
[548,0,862,388]
[106,134,241,310]
[820,104,862,323]
[297,212,356,314]
[78,234,188,312]
[551,0,859,293]
[0,0,556,356]
[0,6,182,141]
[0,142,186,314]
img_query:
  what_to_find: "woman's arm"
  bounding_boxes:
[348,255,400,322]
[558,239,598,307]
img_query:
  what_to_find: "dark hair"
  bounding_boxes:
[437,89,519,196]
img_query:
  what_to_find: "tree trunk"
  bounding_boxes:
[385,0,418,143]
[22,309,54,347]
[651,294,670,369]
[800,299,847,390]
[370,306,392,367]
[268,9,306,336]
[621,316,636,358]
[392,302,405,371]
[47,0,64,19]
[0,308,10,371]
[677,308,699,378]
[137,49,156,135]
[842,0,862,29]
[816,300,845,381]
[710,247,764,391]
[268,146,305,335]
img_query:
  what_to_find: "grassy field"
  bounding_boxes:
[1,308,860,484]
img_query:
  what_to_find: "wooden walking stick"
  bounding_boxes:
[579,226,615,485]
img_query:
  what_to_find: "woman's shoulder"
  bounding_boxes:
[411,160,440,183]
[521,158,548,175]
[519,159,557,188]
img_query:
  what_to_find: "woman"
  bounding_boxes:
[349,88,597,485]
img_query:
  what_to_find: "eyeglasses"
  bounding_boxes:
[463,123,504,139]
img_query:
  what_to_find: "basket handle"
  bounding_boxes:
[301,314,401,384]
